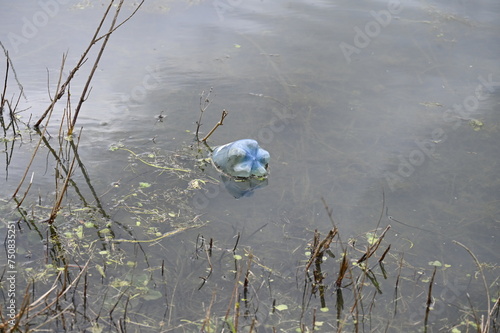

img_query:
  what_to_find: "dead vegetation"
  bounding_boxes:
[0,1,498,332]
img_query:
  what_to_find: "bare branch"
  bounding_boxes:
[201,109,228,142]
[69,0,125,134]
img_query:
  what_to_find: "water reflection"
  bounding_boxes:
[1,0,499,331]
[220,174,268,198]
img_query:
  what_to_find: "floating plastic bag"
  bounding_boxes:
[211,139,270,179]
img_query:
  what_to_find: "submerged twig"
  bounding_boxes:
[12,54,66,200]
[198,235,214,290]
[46,130,81,224]
[423,266,437,333]
[453,240,494,332]
[335,250,349,288]
[357,225,391,264]
[201,291,217,332]
[305,228,337,272]
[117,147,190,172]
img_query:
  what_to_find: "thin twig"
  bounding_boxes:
[453,240,492,332]
[232,232,241,253]
[1,52,8,110]
[195,88,213,142]
[201,291,217,332]
[12,55,66,200]
[305,228,337,271]
[94,0,145,44]
[378,244,391,263]
[0,41,25,98]
[47,130,81,224]
[357,225,391,264]
[29,258,90,316]
[69,0,125,134]
[201,109,228,142]
[423,266,437,333]
[224,264,241,324]
[335,250,348,288]
[198,238,213,290]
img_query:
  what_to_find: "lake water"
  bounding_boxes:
[1,0,499,332]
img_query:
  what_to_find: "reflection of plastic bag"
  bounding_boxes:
[220,175,268,198]
[211,139,270,179]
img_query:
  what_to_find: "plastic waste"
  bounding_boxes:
[211,139,270,179]
[220,175,268,198]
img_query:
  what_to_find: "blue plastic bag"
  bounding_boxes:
[220,175,269,198]
[211,139,270,179]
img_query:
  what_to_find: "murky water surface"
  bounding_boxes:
[1,0,499,331]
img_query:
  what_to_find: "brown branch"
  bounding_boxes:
[34,0,114,128]
[453,240,492,332]
[335,250,348,288]
[12,55,66,200]
[36,0,143,129]
[0,41,25,98]
[195,87,213,142]
[94,0,145,44]
[69,0,125,134]
[423,266,437,333]
[47,133,80,224]
[201,109,228,142]
[1,53,8,109]
[357,225,391,264]
[305,227,337,271]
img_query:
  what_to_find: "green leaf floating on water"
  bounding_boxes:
[468,119,483,131]
[90,324,103,333]
[274,304,288,311]
[111,279,130,288]
[99,228,111,235]
[142,289,162,301]
[366,232,378,245]
[428,260,442,267]
[75,225,84,239]
[96,264,106,278]
[139,182,151,188]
